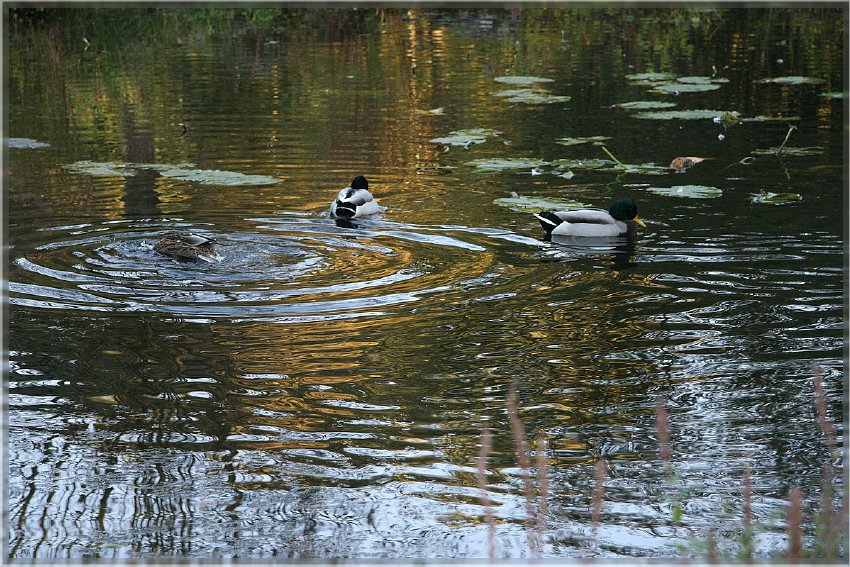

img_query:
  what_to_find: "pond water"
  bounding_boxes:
[6,7,846,560]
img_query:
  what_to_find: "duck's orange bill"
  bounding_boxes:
[634,216,647,228]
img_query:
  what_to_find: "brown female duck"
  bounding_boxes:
[153,232,217,261]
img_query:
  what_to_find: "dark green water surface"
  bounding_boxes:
[6,7,846,560]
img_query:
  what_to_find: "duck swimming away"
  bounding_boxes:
[534,198,646,238]
[153,232,218,262]
[330,176,386,220]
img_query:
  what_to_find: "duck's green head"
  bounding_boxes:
[609,198,646,228]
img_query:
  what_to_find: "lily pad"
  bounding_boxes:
[676,76,730,84]
[64,161,282,185]
[750,191,802,205]
[494,76,554,85]
[494,89,570,104]
[760,76,825,85]
[493,194,586,212]
[465,157,550,172]
[634,109,740,121]
[612,101,678,110]
[555,136,611,146]
[646,185,723,198]
[650,82,722,93]
[430,128,501,146]
[64,161,137,177]
[740,115,800,123]
[625,72,676,82]
[551,158,616,170]
[156,168,282,186]
[7,137,50,149]
[751,146,824,157]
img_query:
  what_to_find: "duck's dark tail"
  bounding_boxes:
[533,211,561,238]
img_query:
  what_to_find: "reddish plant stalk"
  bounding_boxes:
[475,428,496,560]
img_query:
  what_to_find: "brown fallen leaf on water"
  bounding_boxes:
[670,156,711,173]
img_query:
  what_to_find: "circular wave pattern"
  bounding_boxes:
[10,216,509,323]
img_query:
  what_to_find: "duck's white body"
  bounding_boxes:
[330,176,386,219]
[534,199,645,239]
[534,209,630,237]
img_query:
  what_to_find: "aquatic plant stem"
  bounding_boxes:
[475,428,496,560]
[591,459,606,553]
[776,125,798,155]
[600,145,627,168]
[535,435,549,540]
[787,487,803,562]
[507,382,540,557]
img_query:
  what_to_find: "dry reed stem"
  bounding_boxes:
[811,364,837,457]
[656,395,671,461]
[787,487,803,562]
[706,527,718,563]
[591,459,606,550]
[507,381,540,557]
[475,428,496,560]
[741,461,753,561]
[535,435,549,537]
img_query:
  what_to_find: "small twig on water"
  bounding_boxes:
[475,428,496,560]
[507,382,540,557]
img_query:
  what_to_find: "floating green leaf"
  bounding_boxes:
[156,168,283,186]
[625,72,676,82]
[494,89,570,104]
[551,158,616,170]
[646,185,723,198]
[740,115,800,123]
[64,160,137,177]
[494,76,554,84]
[634,109,740,120]
[64,161,282,185]
[555,136,611,146]
[8,137,50,149]
[612,101,678,110]
[465,157,550,172]
[650,82,722,93]
[493,194,586,212]
[676,76,730,84]
[751,146,824,157]
[750,191,802,205]
[430,128,501,146]
[760,76,825,85]
[821,91,847,99]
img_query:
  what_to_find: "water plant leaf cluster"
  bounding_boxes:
[430,128,502,147]
[645,185,723,198]
[626,72,729,94]
[493,76,569,104]
[750,191,803,205]
[611,100,678,110]
[493,194,586,212]
[555,136,611,146]
[759,75,825,85]
[7,137,51,149]
[64,161,283,186]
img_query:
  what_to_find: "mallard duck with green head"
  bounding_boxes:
[153,232,218,262]
[533,198,646,238]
